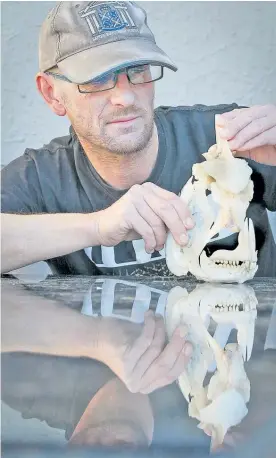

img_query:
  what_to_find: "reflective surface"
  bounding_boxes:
[1,275,276,458]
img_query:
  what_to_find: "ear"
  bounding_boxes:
[36,72,66,117]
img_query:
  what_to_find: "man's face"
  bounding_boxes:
[57,71,155,155]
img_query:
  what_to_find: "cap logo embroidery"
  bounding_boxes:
[79,1,136,36]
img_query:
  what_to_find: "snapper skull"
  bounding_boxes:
[166,129,258,283]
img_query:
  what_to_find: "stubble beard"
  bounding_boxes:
[73,106,155,156]
[99,115,155,155]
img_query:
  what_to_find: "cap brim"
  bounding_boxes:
[57,39,177,84]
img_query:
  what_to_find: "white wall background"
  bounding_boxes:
[1,1,276,278]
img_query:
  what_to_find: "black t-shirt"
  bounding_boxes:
[1,104,276,276]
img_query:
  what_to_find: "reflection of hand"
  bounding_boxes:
[216,105,276,165]
[98,310,193,394]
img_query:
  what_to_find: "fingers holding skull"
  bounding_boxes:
[216,105,276,165]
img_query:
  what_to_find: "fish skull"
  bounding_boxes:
[166,135,258,283]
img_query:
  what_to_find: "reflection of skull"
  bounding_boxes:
[166,135,258,283]
[165,286,213,403]
[165,282,257,452]
[192,283,258,361]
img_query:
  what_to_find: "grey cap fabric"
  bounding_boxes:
[39,1,178,84]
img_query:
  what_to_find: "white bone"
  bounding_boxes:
[165,283,254,451]
[190,283,257,361]
[165,286,213,403]
[199,388,248,452]
[165,130,258,283]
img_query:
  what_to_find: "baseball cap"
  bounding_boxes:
[39,1,178,84]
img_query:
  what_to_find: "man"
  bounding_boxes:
[1,1,276,277]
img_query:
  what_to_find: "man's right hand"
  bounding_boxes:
[96,182,194,253]
[97,310,193,394]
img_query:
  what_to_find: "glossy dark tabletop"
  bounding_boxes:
[1,275,276,458]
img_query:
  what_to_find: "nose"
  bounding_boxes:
[109,73,135,107]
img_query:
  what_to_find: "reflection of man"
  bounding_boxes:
[69,377,154,448]
[1,1,276,277]
[2,279,276,452]
[2,282,192,395]
[1,352,206,449]
[2,350,276,454]
[1,353,114,440]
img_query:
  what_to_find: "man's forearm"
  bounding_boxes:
[1,212,101,273]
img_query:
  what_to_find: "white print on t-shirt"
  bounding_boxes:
[84,239,165,268]
[81,278,168,322]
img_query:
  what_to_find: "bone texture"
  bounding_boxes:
[165,126,258,283]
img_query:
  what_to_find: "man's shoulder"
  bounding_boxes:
[154,103,240,156]
[1,128,77,196]
[26,129,75,163]
[155,103,239,119]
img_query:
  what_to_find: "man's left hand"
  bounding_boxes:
[216,104,276,166]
